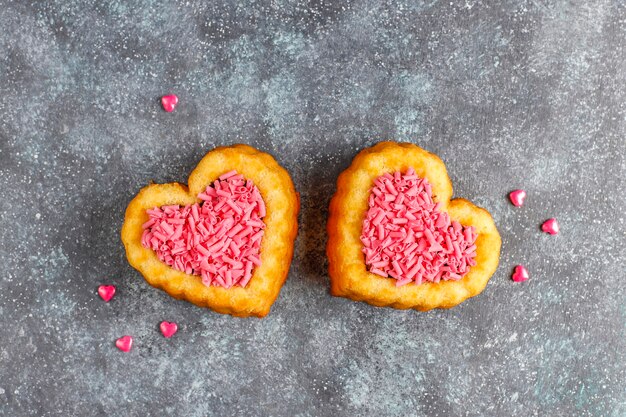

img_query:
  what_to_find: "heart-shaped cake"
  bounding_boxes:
[327,142,501,310]
[121,144,299,317]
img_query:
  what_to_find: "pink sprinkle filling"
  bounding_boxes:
[360,168,478,287]
[141,171,265,289]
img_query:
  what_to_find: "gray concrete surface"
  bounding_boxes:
[0,0,625,416]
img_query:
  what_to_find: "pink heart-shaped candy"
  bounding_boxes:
[161,94,178,112]
[115,335,133,352]
[98,285,116,302]
[512,265,529,282]
[160,321,178,338]
[541,218,559,235]
[509,189,526,207]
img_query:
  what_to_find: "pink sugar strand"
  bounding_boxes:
[219,170,238,180]
[361,168,478,285]
[141,171,265,289]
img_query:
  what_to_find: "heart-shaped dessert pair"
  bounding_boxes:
[121,145,299,317]
[123,142,500,316]
[327,142,501,310]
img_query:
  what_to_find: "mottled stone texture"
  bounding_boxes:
[0,0,624,416]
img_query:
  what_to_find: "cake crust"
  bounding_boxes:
[121,144,299,317]
[326,141,501,311]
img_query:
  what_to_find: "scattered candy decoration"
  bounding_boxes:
[160,321,178,338]
[512,265,529,282]
[98,285,116,302]
[541,218,559,235]
[509,189,526,207]
[141,170,266,288]
[115,336,133,352]
[360,168,478,287]
[161,94,178,112]
[506,187,560,285]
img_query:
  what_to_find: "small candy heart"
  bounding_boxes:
[98,285,116,302]
[509,190,526,207]
[161,94,178,112]
[159,321,178,338]
[512,265,529,282]
[541,218,559,235]
[115,335,133,352]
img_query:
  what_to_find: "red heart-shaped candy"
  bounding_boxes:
[160,321,178,338]
[509,189,526,207]
[541,218,559,235]
[115,335,133,352]
[161,94,178,112]
[98,285,116,302]
[512,265,529,282]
